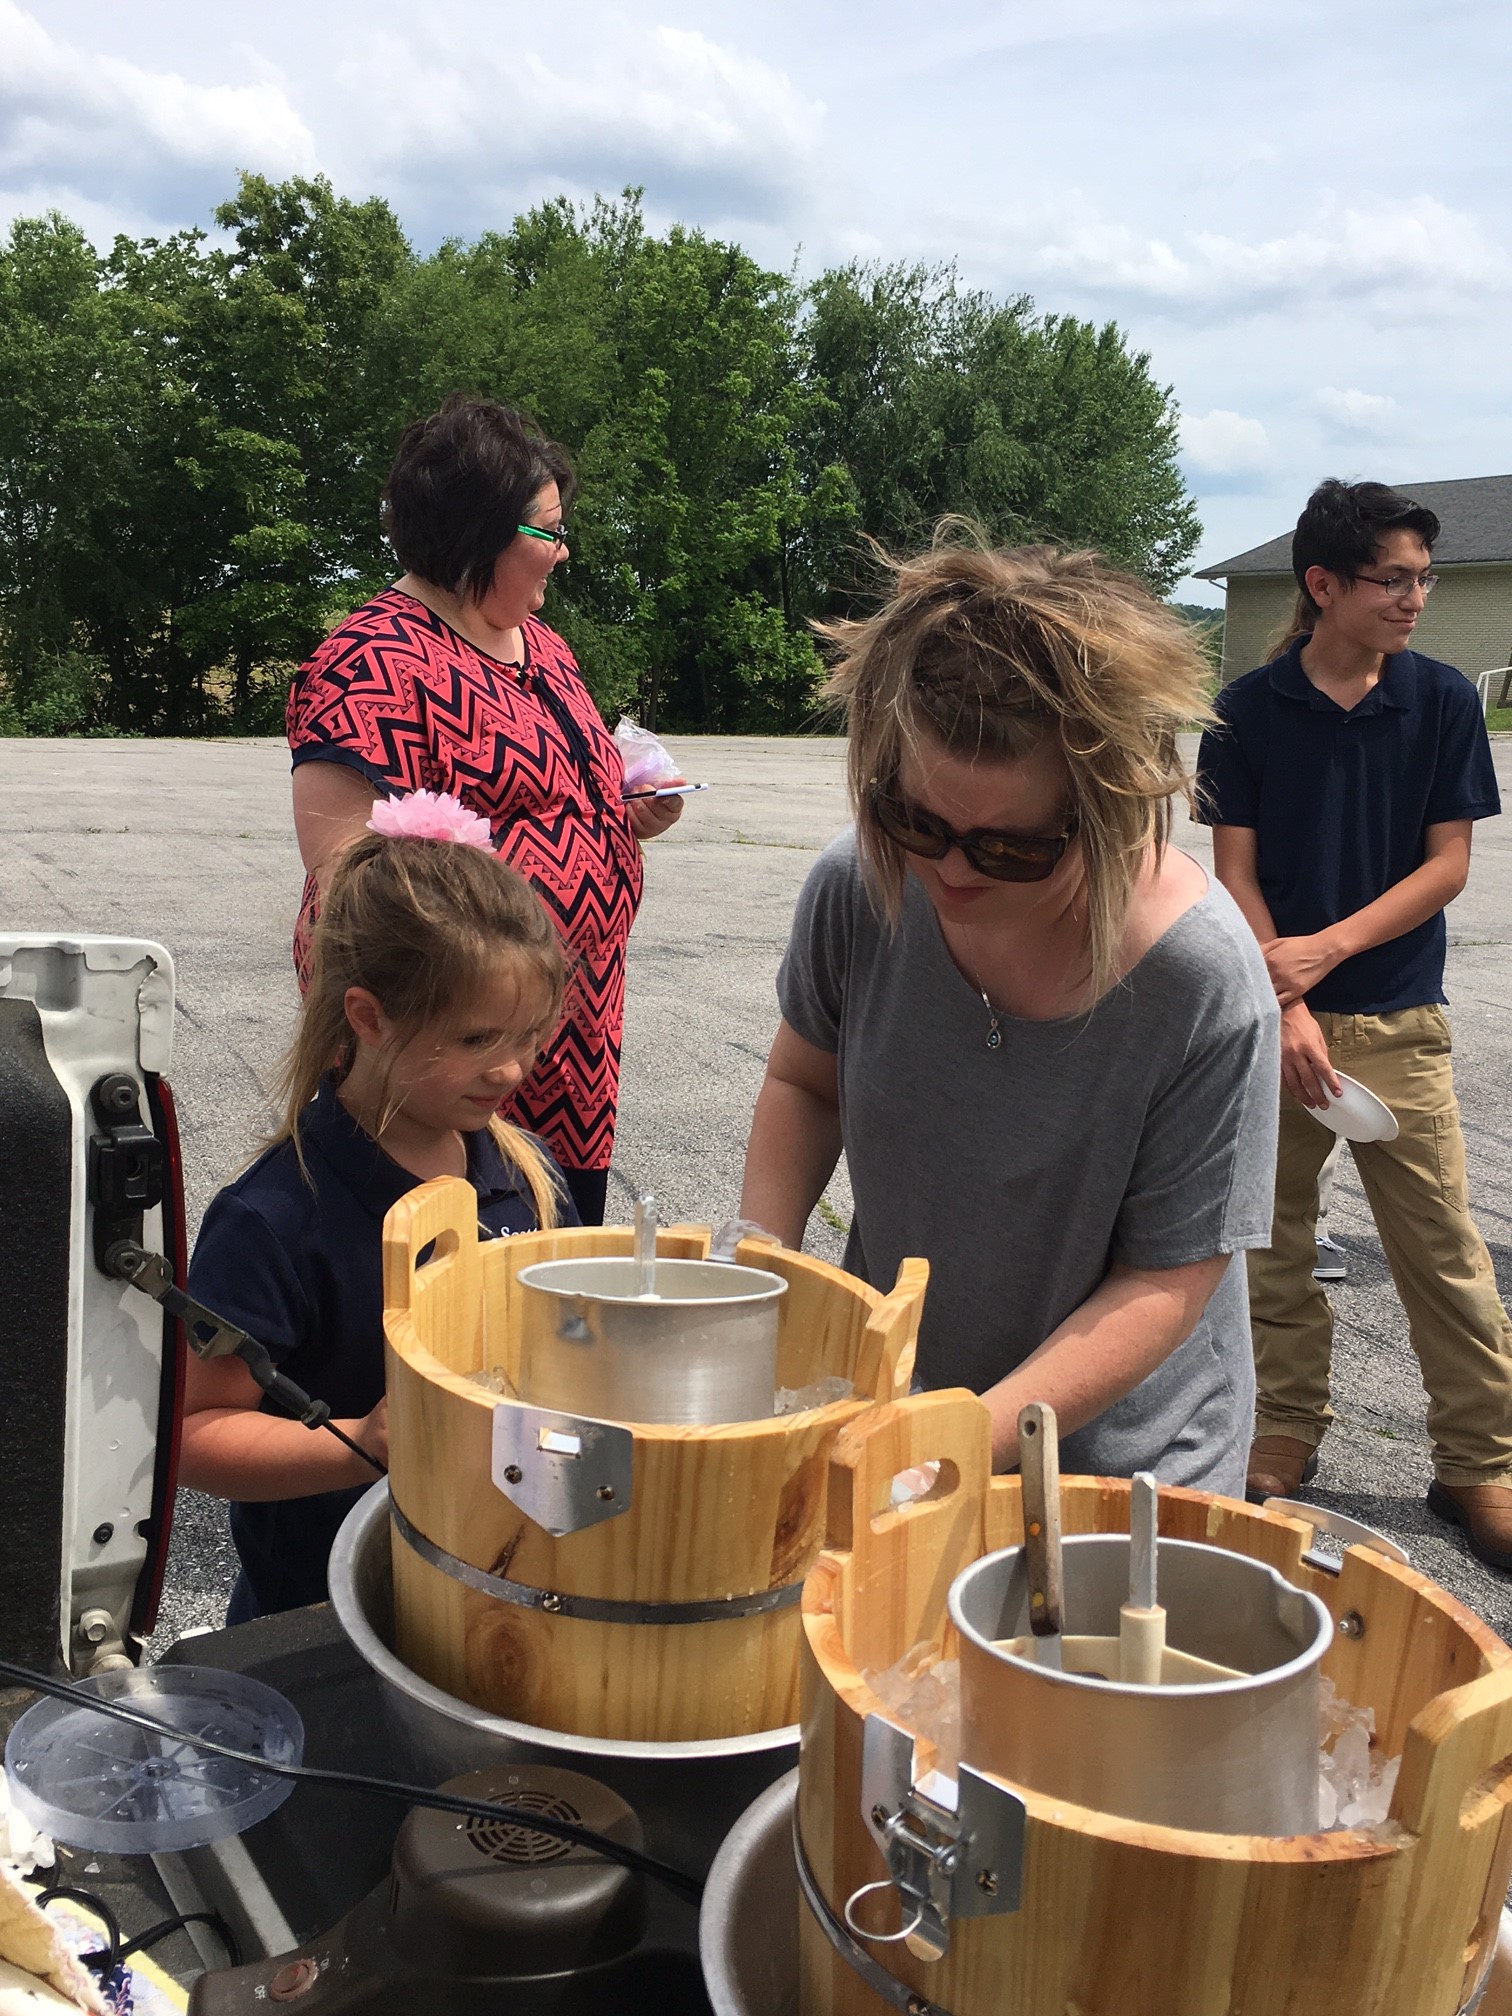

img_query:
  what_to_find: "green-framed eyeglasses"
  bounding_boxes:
[516,522,570,548]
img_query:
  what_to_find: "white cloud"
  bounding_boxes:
[0,0,316,217]
[1031,196,1512,319]
[1180,408,1271,476]
[331,22,823,230]
[1315,386,1400,432]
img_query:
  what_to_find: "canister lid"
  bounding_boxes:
[5,1665,302,1854]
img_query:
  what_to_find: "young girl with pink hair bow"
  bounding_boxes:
[180,794,578,1622]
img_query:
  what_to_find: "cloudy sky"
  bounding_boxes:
[5,0,1509,599]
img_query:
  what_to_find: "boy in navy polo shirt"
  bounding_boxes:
[1199,478,1512,1570]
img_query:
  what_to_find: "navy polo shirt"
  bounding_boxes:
[1197,642,1500,1014]
[186,1077,575,1620]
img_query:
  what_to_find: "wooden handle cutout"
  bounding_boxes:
[825,1391,990,1555]
[870,1456,961,1534]
[382,1176,477,1312]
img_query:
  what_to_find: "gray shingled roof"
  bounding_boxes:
[1195,473,1512,579]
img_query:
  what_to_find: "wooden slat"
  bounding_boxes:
[849,1258,929,1403]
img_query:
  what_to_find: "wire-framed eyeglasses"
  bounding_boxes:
[1353,570,1438,601]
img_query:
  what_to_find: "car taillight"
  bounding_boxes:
[129,1074,188,1641]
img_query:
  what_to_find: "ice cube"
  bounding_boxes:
[773,1375,854,1415]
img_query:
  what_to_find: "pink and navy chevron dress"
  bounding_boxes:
[287,590,643,1173]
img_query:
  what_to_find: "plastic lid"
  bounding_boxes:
[4,1665,304,1854]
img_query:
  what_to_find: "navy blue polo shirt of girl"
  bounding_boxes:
[180,794,577,1624]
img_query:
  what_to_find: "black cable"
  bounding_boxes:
[36,1884,122,1979]
[29,1868,242,1973]
[102,1241,386,1477]
[232,1336,387,1478]
[118,1910,241,1968]
[0,1659,702,1906]
[317,1417,386,1474]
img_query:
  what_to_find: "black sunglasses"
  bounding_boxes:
[869,785,1079,883]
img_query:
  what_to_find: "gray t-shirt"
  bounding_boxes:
[777,832,1280,1496]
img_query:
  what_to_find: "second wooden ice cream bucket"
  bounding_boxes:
[792,1390,1512,2016]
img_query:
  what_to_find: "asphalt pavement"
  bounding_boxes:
[3,732,1511,1644]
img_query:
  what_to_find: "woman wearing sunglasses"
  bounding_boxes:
[741,539,1281,1490]
[285,395,683,1225]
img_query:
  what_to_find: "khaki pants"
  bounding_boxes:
[1248,1005,1512,1487]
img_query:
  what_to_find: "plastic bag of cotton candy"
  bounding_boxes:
[614,718,682,793]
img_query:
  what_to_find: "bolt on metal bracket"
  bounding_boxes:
[490,1401,633,1537]
[848,1712,1025,1961]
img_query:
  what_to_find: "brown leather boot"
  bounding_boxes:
[1427,1482,1512,1572]
[1245,1435,1319,1505]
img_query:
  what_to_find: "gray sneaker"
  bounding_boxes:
[1314,1233,1347,1283]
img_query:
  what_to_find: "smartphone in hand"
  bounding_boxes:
[621,783,711,800]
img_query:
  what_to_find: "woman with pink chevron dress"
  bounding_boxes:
[285,395,683,1223]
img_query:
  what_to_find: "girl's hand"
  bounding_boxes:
[1262,932,1343,1006]
[626,782,686,841]
[352,1395,389,1471]
[1280,1002,1342,1109]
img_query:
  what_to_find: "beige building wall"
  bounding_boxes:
[1218,576,1295,681]
[1218,564,1512,688]
[1412,566,1512,682]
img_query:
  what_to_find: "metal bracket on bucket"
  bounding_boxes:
[491,1402,633,1537]
[1263,1498,1409,1574]
[847,1713,1025,1961]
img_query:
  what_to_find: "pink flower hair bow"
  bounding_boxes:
[367,789,494,850]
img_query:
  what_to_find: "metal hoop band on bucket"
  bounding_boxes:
[389,1495,806,1626]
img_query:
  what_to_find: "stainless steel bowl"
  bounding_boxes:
[699,1770,800,2016]
[328,1482,798,1876]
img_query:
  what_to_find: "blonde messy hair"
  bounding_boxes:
[822,531,1214,999]
[275,832,568,1229]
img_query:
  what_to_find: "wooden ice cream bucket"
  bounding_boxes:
[380,1177,926,1744]
[798,1390,1512,2016]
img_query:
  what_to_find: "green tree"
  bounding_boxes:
[0,180,1203,738]
[0,215,130,716]
[513,197,854,729]
[803,261,1199,597]
[77,229,326,731]
[209,174,419,595]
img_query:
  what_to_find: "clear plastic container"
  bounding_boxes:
[4,1665,304,1854]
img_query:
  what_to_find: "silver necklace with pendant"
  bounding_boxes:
[977,988,1003,1051]
[961,928,1004,1051]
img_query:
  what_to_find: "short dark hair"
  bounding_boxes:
[381,394,576,602]
[1292,479,1439,612]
